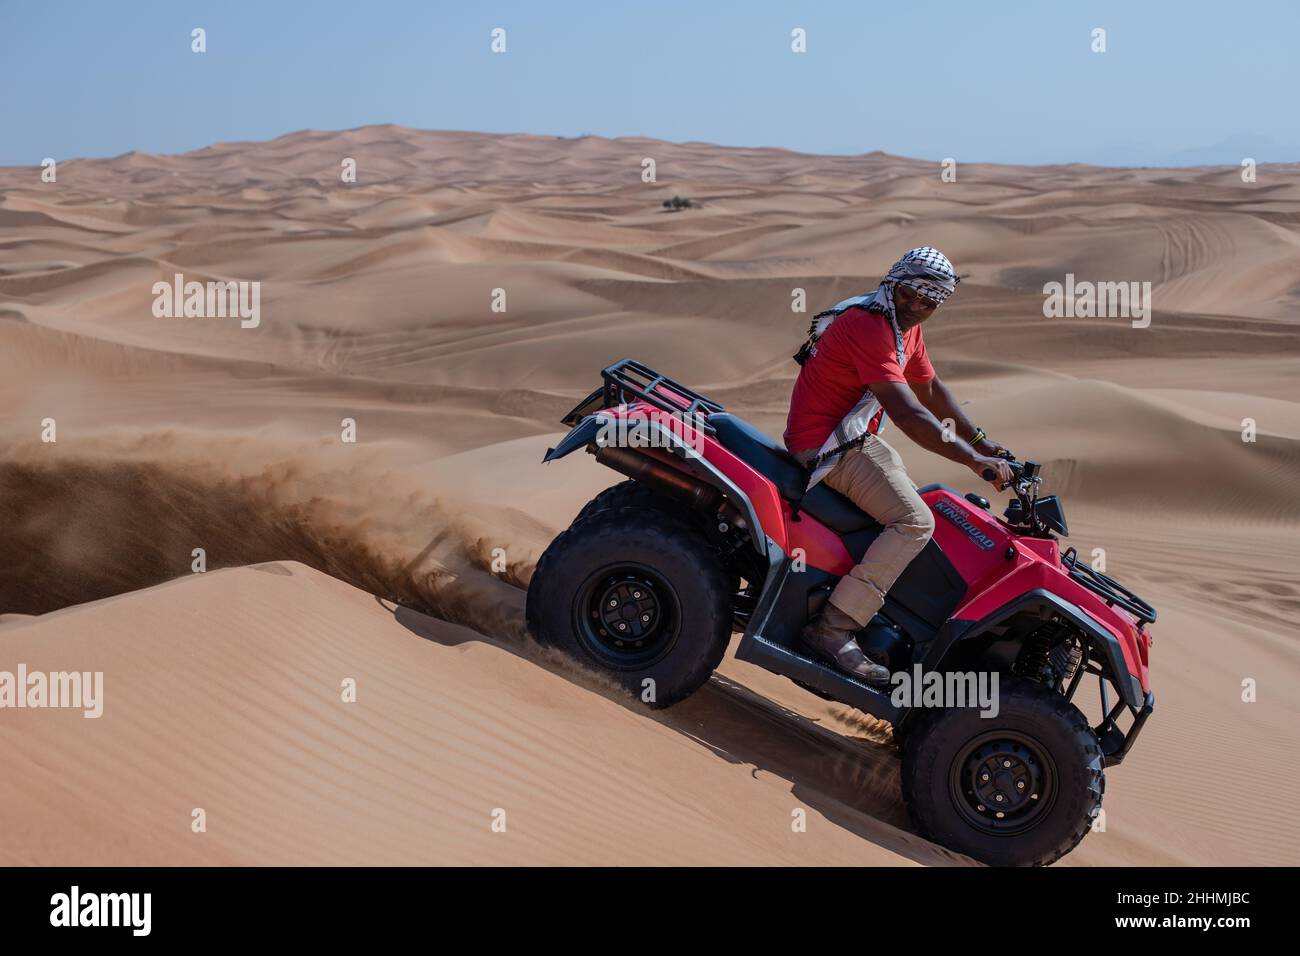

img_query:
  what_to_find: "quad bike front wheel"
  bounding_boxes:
[526,505,732,708]
[900,676,1104,866]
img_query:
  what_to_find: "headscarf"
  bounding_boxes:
[799,247,959,488]
[797,246,959,367]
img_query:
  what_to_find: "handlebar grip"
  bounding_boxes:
[981,468,996,481]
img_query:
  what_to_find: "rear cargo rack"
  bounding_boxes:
[597,358,726,433]
[1061,547,1157,624]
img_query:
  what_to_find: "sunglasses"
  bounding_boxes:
[895,285,942,309]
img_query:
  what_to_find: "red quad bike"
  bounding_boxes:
[527,360,1156,866]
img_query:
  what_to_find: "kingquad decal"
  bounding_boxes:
[933,499,996,551]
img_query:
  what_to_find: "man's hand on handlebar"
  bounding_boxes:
[973,435,1009,458]
[971,455,1015,489]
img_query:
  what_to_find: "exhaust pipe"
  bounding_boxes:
[594,445,722,514]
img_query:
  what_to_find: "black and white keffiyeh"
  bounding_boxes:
[796,246,959,487]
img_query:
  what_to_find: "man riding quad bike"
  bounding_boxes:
[526,249,1156,867]
[786,247,1014,683]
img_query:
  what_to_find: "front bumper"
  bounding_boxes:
[1097,690,1154,766]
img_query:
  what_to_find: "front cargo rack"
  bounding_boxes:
[1061,547,1157,624]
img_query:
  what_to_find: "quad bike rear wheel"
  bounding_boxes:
[574,479,748,615]
[574,479,689,524]
[526,506,732,708]
[901,676,1103,866]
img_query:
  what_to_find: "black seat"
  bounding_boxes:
[708,413,880,535]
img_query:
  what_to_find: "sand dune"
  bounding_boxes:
[2,127,1298,865]
[0,563,958,866]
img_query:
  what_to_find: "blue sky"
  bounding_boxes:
[2,0,1296,167]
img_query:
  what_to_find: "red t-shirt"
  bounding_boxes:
[784,307,935,454]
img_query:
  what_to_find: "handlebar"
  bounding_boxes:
[981,457,1030,483]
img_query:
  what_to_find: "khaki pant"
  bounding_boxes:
[796,435,935,626]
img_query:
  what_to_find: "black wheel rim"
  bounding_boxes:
[948,730,1058,836]
[573,563,680,669]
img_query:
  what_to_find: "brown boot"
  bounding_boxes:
[800,604,891,685]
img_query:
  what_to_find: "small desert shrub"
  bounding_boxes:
[662,195,695,211]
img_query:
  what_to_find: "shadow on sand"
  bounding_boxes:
[385,598,976,867]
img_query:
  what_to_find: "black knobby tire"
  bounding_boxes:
[573,479,689,524]
[900,676,1104,866]
[575,480,745,597]
[526,506,732,708]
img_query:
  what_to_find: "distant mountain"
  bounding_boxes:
[1166,133,1300,167]
[1068,133,1300,169]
